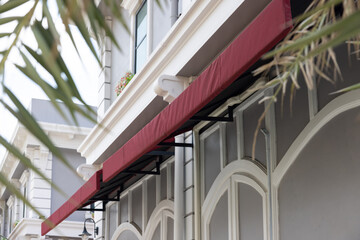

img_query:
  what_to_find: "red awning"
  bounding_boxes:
[42,0,292,235]
[41,170,102,236]
[102,0,292,182]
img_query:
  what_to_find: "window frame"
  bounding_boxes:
[134,0,148,74]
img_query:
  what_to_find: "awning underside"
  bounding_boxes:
[42,0,292,235]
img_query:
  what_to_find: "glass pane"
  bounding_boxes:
[151,224,161,240]
[243,102,266,167]
[209,192,228,240]
[279,107,360,240]
[132,186,143,230]
[120,195,128,224]
[167,217,174,240]
[275,82,309,164]
[136,1,147,44]
[117,230,139,240]
[317,44,360,110]
[147,176,156,222]
[238,183,263,240]
[226,119,237,164]
[204,129,221,196]
[109,203,118,238]
[161,168,167,200]
[135,39,147,73]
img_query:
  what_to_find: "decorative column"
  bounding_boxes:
[97,16,113,119]
[174,134,185,240]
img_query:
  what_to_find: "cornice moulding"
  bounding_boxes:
[79,0,250,164]
[121,0,142,14]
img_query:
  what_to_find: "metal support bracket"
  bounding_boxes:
[123,158,161,175]
[145,151,174,156]
[190,106,234,122]
[158,142,193,148]
[78,202,106,212]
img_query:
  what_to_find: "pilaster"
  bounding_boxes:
[98,16,113,119]
[27,146,52,219]
[11,179,21,223]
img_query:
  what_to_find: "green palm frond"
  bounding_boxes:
[254,0,360,96]
[0,0,126,214]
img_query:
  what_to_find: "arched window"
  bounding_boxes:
[143,200,174,240]
[202,162,268,240]
[111,223,141,240]
[273,91,360,240]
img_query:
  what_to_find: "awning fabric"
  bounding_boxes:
[41,170,102,235]
[41,0,292,235]
[102,0,292,182]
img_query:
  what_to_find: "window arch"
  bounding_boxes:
[202,161,268,240]
[272,89,360,240]
[143,200,174,240]
[111,222,142,240]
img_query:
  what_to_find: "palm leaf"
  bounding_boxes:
[0,135,68,198]
[0,16,21,25]
[1,86,78,176]
[0,0,29,14]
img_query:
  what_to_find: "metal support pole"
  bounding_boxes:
[174,134,185,240]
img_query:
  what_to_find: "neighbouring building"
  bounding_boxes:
[0,99,95,240]
[43,0,360,240]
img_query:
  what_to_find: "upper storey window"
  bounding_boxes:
[135,1,148,73]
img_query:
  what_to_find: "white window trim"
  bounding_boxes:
[133,0,151,74]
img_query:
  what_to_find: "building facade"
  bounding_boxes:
[44,0,360,240]
[0,99,95,240]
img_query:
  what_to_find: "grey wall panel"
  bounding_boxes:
[152,0,172,52]
[117,230,139,240]
[275,82,309,164]
[111,8,131,103]
[243,102,266,167]
[31,99,95,127]
[209,192,228,240]
[238,183,263,240]
[204,129,221,196]
[167,217,174,240]
[132,186,143,230]
[279,107,360,240]
[51,148,85,221]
